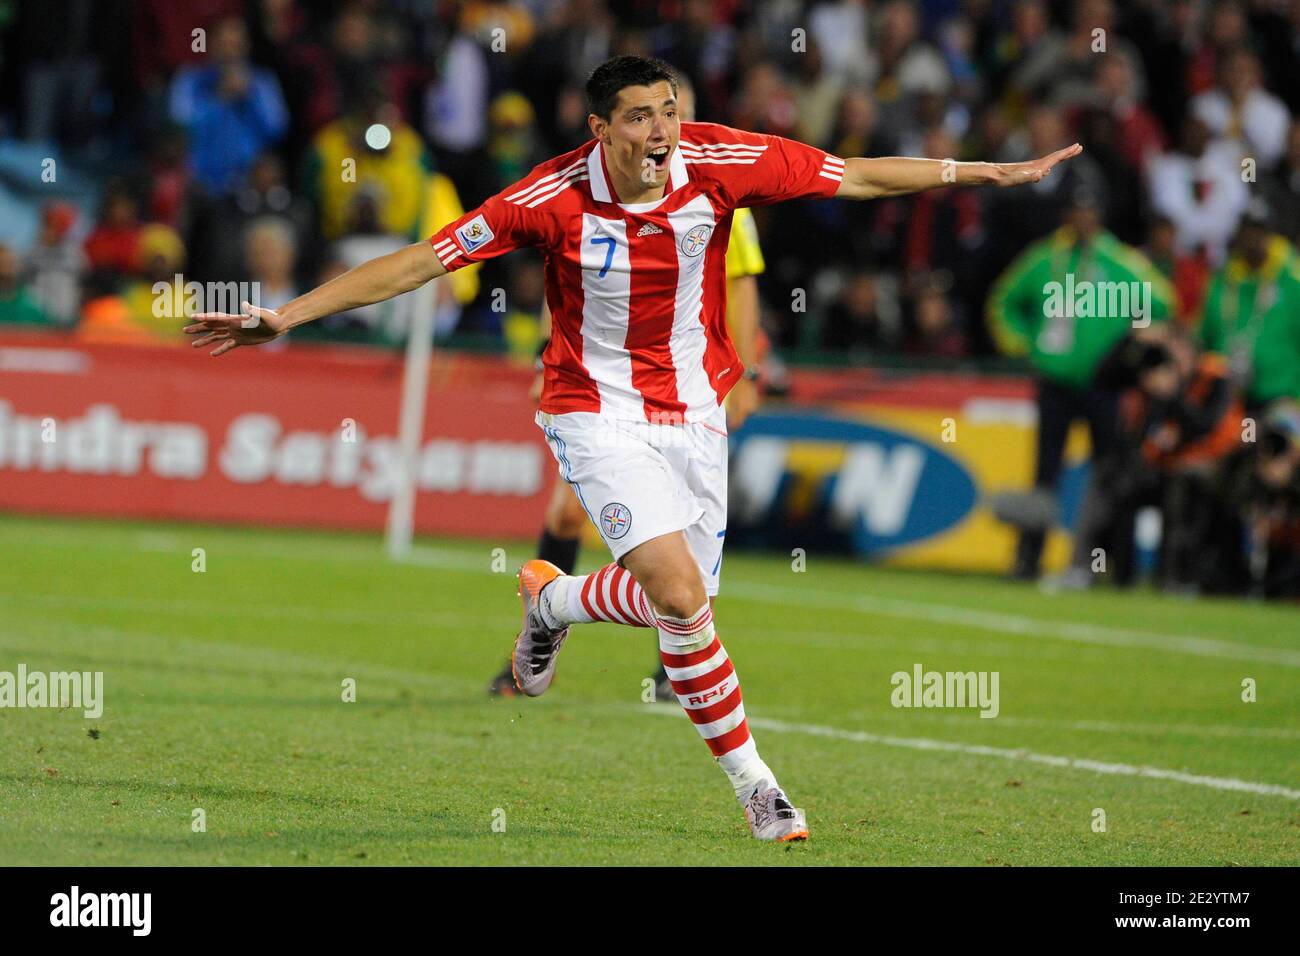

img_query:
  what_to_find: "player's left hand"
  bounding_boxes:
[727,377,760,429]
[991,144,1083,187]
[184,301,286,356]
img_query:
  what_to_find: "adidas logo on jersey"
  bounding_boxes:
[636,223,663,237]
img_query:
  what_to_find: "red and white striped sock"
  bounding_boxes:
[540,563,657,629]
[657,604,777,802]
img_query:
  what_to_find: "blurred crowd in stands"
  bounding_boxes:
[0,0,1297,595]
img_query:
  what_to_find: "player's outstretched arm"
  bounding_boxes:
[835,144,1083,201]
[185,240,448,356]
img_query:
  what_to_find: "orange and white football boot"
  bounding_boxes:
[511,559,569,697]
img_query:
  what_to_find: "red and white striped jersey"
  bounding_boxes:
[428,122,845,423]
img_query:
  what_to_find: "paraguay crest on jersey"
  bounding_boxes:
[680,224,712,257]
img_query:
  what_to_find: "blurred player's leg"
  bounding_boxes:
[1015,379,1078,580]
[537,478,587,573]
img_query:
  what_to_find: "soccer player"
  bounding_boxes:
[484,74,768,701]
[186,55,1081,841]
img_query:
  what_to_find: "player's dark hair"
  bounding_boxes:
[586,55,678,120]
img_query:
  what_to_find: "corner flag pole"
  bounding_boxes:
[385,280,437,560]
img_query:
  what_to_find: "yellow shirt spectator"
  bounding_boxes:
[726,207,765,279]
[416,170,481,308]
[306,120,428,241]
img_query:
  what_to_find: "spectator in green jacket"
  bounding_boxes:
[0,244,52,328]
[987,189,1175,579]
[1198,202,1300,411]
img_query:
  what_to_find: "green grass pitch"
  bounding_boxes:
[1,513,1296,866]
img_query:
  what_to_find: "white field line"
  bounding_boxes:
[12,524,1297,667]
[849,711,1300,741]
[7,604,1296,744]
[162,530,1300,669]
[0,617,474,693]
[0,591,1108,666]
[0,524,507,573]
[133,531,496,572]
[11,612,1298,795]
[0,591,501,628]
[1033,717,1300,740]
[640,707,1300,800]
[727,583,1300,669]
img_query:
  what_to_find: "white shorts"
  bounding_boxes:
[536,406,729,596]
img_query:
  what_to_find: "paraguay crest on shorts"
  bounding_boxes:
[600,502,632,539]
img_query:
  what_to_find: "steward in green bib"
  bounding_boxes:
[1198,201,1300,410]
[987,189,1175,578]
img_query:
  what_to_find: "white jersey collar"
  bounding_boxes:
[587,140,690,210]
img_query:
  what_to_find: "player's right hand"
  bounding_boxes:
[185,301,286,356]
[529,372,544,405]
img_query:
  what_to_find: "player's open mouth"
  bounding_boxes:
[648,145,670,169]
